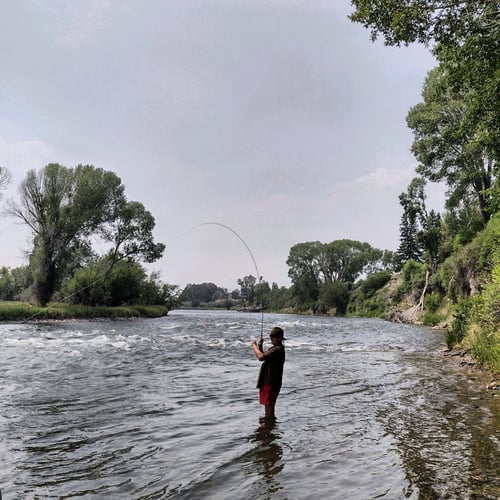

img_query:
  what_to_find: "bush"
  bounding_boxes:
[424,292,442,313]
[420,311,446,326]
[0,302,169,321]
[447,299,472,348]
[400,259,427,295]
[360,271,391,296]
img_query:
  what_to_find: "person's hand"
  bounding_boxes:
[257,338,264,349]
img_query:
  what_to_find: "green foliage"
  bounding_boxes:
[440,213,500,300]
[285,239,395,315]
[0,301,169,321]
[61,259,177,308]
[181,282,228,307]
[0,266,32,301]
[447,299,473,348]
[266,282,292,312]
[254,280,271,309]
[8,163,164,306]
[347,271,395,318]
[360,271,392,295]
[440,215,500,369]
[237,275,258,305]
[407,66,496,227]
[399,259,427,296]
[349,1,493,48]
[141,273,180,307]
[289,271,319,307]
[424,292,442,313]
[468,253,500,371]
[350,2,499,169]
[420,311,446,326]
[318,281,350,316]
[100,200,165,266]
[107,260,146,306]
[0,267,17,301]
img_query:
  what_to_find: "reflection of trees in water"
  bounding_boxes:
[244,419,284,497]
[380,358,500,499]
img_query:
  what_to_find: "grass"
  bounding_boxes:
[466,326,500,374]
[0,301,169,321]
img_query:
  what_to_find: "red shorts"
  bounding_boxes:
[259,384,280,406]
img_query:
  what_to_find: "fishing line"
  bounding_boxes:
[20,222,266,339]
[186,222,265,340]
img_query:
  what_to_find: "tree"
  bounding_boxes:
[287,239,389,312]
[0,266,33,301]
[398,177,426,263]
[100,200,165,270]
[237,274,258,306]
[418,209,442,273]
[398,177,443,272]
[61,259,178,308]
[8,163,164,306]
[267,282,291,311]
[407,66,497,226]
[0,167,11,198]
[254,279,271,309]
[349,1,497,49]
[286,242,323,287]
[141,273,180,307]
[181,283,227,306]
[350,1,499,223]
[322,240,381,283]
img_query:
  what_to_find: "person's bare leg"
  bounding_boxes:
[265,405,275,419]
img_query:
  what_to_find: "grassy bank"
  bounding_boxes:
[0,302,169,321]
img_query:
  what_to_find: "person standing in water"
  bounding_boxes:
[251,327,286,420]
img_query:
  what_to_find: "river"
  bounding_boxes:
[0,310,498,499]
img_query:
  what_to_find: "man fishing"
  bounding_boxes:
[251,327,286,420]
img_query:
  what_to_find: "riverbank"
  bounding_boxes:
[0,301,169,321]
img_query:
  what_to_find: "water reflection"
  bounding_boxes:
[243,418,284,497]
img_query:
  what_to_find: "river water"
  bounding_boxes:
[0,310,498,499]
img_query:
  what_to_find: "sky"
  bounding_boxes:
[0,0,443,291]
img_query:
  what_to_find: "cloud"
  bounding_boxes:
[0,1,438,289]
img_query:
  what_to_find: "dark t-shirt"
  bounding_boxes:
[257,343,285,391]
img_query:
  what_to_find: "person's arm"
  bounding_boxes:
[252,340,265,361]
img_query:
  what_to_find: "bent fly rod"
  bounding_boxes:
[192,222,265,341]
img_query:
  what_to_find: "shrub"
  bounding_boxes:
[424,292,442,313]
[360,271,391,295]
[447,299,472,348]
[400,259,427,295]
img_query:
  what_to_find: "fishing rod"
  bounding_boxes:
[192,222,265,341]
[20,222,267,337]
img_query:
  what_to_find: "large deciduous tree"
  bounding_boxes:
[287,240,383,288]
[407,66,496,226]
[349,1,497,48]
[350,1,499,223]
[9,163,164,306]
[286,239,390,311]
[287,240,392,314]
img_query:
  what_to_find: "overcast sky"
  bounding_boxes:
[0,0,442,291]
